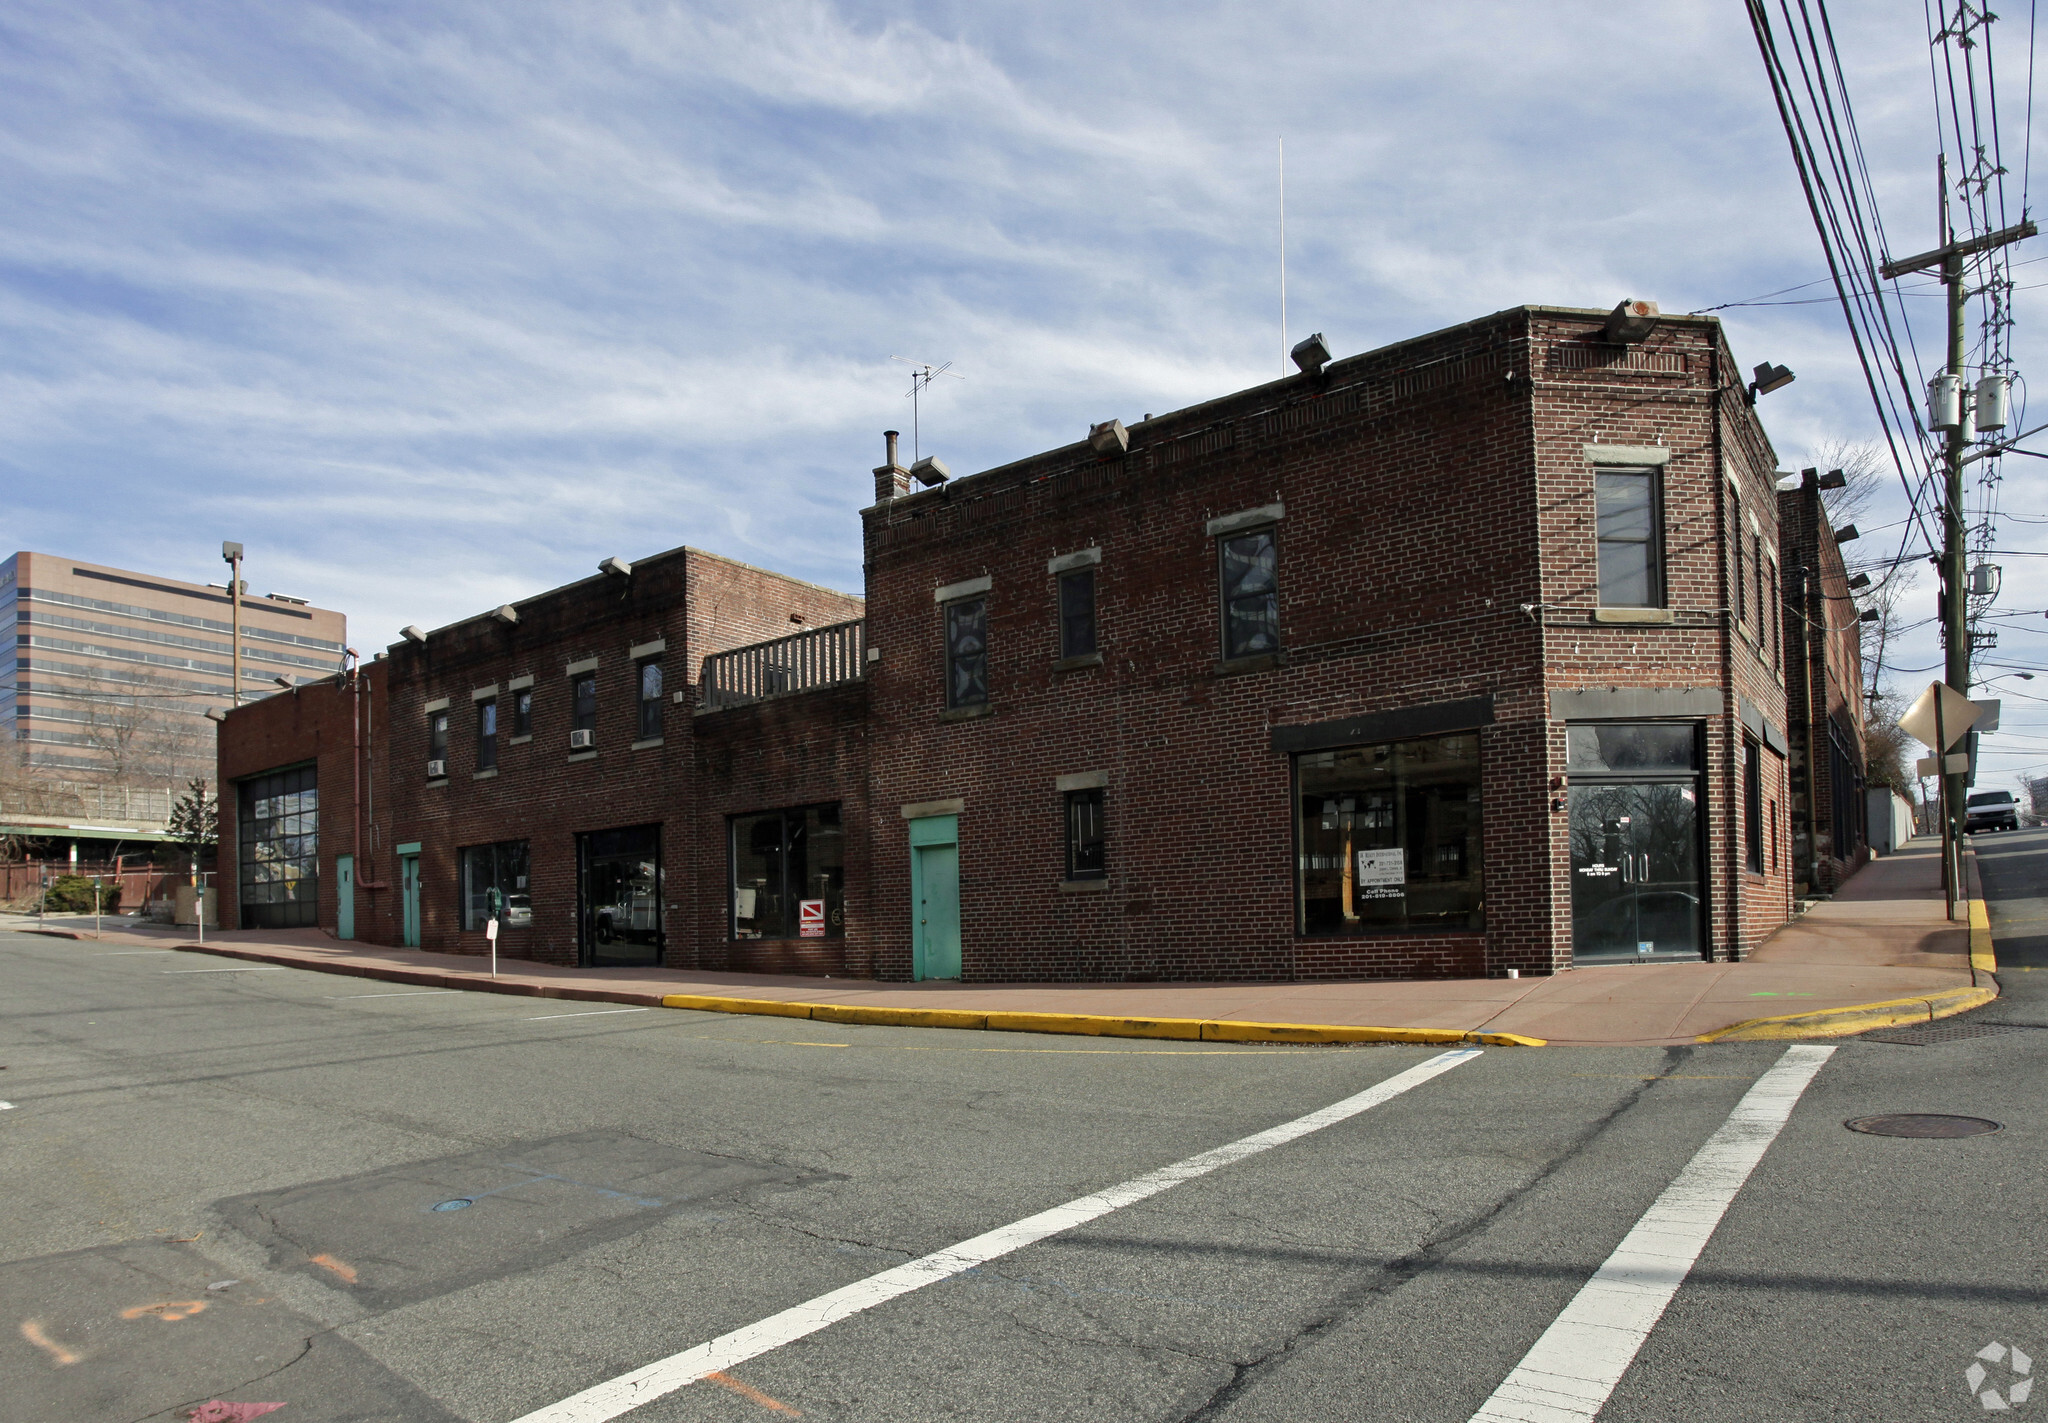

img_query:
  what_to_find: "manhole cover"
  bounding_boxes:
[1864,1021,2041,1046]
[1845,1114,2003,1138]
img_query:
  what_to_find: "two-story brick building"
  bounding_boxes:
[220,302,1802,981]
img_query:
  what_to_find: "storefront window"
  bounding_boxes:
[731,804,845,939]
[1295,734,1482,934]
[461,840,530,929]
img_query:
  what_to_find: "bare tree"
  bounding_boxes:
[1808,438,1889,530]
[64,669,215,787]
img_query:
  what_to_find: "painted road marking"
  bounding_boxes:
[20,1320,81,1365]
[1467,1043,1835,1423]
[330,990,460,1000]
[524,1008,653,1021]
[506,1047,1483,1423]
[0,1103,14,1111]
[705,1371,802,1416]
[164,966,288,974]
[310,1253,359,1283]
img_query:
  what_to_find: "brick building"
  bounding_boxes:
[1777,468,1869,894]
[219,302,1801,980]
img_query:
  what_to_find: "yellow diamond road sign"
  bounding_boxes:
[1899,681,1982,751]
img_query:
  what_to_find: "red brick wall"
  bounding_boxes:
[1778,475,1870,893]
[216,661,387,938]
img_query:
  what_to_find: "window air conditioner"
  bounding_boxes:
[426,759,447,779]
[569,729,595,750]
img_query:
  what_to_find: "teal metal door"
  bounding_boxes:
[336,854,355,940]
[400,853,421,948]
[910,815,961,980]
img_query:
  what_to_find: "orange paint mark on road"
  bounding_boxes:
[21,1319,81,1365]
[309,1253,358,1283]
[121,1300,208,1322]
[704,1371,803,1416]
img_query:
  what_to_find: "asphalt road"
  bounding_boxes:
[2,875,2044,1423]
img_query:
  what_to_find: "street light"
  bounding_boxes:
[222,541,244,706]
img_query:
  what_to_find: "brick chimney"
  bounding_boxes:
[874,429,910,503]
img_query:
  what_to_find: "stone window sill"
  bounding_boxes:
[1053,652,1103,672]
[1592,607,1676,625]
[507,734,532,745]
[424,777,449,788]
[567,750,598,763]
[1059,878,1110,892]
[473,768,498,780]
[631,737,665,750]
[1216,651,1282,677]
[939,704,994,723]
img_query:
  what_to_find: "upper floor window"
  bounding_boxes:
[1752,536,1767,647]
[1595,468,1662,607]
[1744,738,1764,874]
[946,598,988,708]
[1059,569,1097,660]
[1733,520,1747,625]
[637,661,663,740]
[427,709,449,774]
[513,688,532,737]
[477,698,498,771]
[1219,528,1279,658]
[572,674,597,733]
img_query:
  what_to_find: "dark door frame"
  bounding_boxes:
[576,824,665,969]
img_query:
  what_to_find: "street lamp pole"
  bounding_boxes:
[222,542,244,706]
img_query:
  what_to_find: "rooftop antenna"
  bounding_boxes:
[1278,135,1288,377]
[890,356,966,463]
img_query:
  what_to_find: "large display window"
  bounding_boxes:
[238,765,318,930]
[1295,734,1482,934]
[731,804,845,939]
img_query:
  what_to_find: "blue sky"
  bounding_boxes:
[3,2,2044,780]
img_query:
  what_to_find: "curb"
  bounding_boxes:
[1694,983,1998,1041]
[140,943,1547,1046]
[1970,896,1997,975]
[661,994,1546,1047]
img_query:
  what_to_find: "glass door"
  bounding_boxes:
[578,825,663,967]
[1567,724,1707,963]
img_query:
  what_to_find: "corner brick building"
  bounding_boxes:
[220,303,1811,981]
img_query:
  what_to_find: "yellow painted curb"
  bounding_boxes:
[655,993,1545,1046]
[1970,897,1997,975]
[1695,984,1998,1042]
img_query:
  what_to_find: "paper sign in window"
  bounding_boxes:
[1355,848,1405,898]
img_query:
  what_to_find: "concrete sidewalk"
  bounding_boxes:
[9,840,1993,1045]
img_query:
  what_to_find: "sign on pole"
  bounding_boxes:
[1899,681,1982,750]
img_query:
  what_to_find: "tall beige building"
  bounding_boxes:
[2,551,348,793]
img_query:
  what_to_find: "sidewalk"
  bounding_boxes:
[8,841,1993,1046]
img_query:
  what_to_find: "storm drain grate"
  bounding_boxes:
[1864,1021,2043,1046]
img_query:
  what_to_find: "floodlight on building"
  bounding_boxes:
[910,455,950,487]
[599,556,632,579]
[1604,299,1660,344]
[1816,467,1848,490]
[273,675,294,690]
[1834,524,1861,543]
[1859,609,1880,623]
[1847,573,1872,590]
[204,708,226,722]
[1088,419,1129,456]
[1749,362,1795,401]
[1976,373,2012,430]
[1290,332,1332,376]
[222,541,243,563]
[400,625,427,644]
[491,604,519,625]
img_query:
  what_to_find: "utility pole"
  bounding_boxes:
[1881,208,2034,902]
[221,541,244,706]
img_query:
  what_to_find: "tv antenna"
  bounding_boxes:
[891,356,965,462]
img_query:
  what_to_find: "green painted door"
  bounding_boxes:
[400,854,421,948]
[336,854,355,940]
[911,814,961,980]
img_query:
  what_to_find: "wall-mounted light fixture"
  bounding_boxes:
[910,455,950,487]
[1816,467,1848,490]
[599,556,632,578]
[1748,362,1796,403]
[400,625,426,645]
[1088,419,1128,456]
[1847,573,1872,590]
[1290,332,1332,376]
[491,604,519,625]
[1834,524,1861,543]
